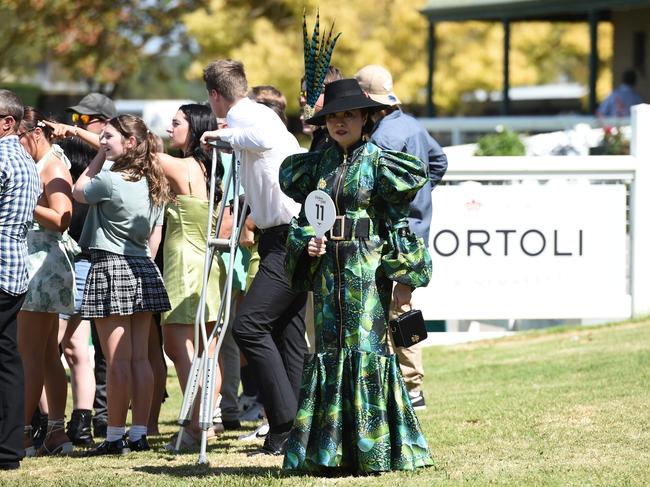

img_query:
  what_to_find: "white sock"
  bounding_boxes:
[106,425,126,442]
[129,424,147,442]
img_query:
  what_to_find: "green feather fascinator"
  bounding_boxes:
[302,9,342,120]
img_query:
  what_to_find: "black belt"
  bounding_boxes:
[327,217,385,241]
[75,251,91,262]
[259,224,290,235]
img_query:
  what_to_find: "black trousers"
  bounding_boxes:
[90,322,107,425]
[0,291,26,466]
[232,227,307,429]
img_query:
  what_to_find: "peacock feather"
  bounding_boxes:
[302,10,342,116]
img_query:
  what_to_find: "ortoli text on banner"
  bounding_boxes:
[413,181,629,320]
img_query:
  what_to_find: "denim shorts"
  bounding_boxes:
[59,258,91,321]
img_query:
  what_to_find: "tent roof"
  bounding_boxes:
[421,0,650,21]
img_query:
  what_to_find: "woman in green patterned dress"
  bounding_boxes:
[279,79,433,474]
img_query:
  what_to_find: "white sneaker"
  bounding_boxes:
[408,391,426,411]
[238,422,269,442]
[238,394,264,421]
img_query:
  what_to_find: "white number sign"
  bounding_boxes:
[305,190,337,238]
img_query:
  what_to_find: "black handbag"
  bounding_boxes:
[389,307,427,348]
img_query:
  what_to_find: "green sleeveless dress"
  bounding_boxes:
[162,173,225,325]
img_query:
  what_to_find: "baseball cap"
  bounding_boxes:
[354,65,401,106]
[66,93,117,119]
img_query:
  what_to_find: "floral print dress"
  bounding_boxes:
[22,144,78,314]
[279,140,433,474]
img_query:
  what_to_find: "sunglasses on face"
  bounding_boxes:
[71,113,101,125]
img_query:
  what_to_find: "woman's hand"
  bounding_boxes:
[44,120,74,138]
[392,283,412,309]
[73,149,106,203]
[307,236,327,257]
[44,120,101,149]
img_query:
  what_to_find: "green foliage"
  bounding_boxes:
[0,83,41,107]
[116,54,206,100]
[474,129,526,156]
[185,5,613,115]
[0,1,209,95]
[1,1,614,114]
[589,126,630,155]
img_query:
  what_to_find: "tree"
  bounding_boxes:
[184,0,430,113]
[0,1,209,96]
[184,1,613,115]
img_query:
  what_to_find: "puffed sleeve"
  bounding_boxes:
[279,151,321,204]
[284,212,323,291]
[279,151,323,290]
[377,150,432,289]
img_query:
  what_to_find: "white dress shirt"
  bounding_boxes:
[216,97,301,229]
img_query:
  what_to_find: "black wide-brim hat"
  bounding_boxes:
[306,78,387,126]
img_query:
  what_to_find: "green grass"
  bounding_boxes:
[5,320,650,486]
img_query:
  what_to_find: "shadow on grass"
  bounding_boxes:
[135,463,365,480]
[134,464,284,478]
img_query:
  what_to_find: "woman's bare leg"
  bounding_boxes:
[95,316,132,428]
[60,316,95,409]
[147,316,166,435]
[129,312,153,427]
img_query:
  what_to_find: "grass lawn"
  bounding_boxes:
[5,319,650,486]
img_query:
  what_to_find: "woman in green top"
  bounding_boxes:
[279,79,433,474]
[74,115,171,456]
[157,104,226,446]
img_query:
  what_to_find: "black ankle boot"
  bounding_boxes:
[66,409,94,446]
[31,411,48,450]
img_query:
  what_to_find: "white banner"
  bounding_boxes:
[413,182,630,320]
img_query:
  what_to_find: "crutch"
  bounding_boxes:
[171,140,248,466]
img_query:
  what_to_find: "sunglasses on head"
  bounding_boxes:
[71,113,101,125]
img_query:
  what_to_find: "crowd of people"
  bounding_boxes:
[0,57,448,475]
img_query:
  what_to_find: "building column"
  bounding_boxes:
[502,18,511,116]
[588,10,599,114]
[427,20,436,117]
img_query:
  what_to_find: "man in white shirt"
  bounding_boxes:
[200,59,307,455]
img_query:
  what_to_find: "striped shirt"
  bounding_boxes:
[0,135,40,295]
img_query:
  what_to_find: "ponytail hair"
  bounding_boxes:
[108,115,170,207]
[20,106,55,141]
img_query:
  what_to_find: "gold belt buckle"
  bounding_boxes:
[330,215,345,241]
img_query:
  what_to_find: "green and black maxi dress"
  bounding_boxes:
[279,140,434,474]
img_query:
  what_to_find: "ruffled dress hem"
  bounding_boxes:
[283,348,434,474]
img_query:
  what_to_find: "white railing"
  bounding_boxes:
[418,115,630,146]
[414,104,650,322]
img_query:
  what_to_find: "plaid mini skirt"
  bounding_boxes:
[81,250,171,319]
